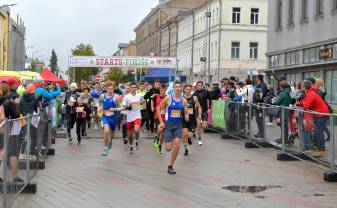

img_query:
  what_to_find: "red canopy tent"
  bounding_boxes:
[40,68,65,87]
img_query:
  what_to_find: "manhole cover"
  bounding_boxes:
[222,186,282,194]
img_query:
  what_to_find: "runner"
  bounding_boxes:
[99,81,120,156]
[193,81,209,146]
[182,84,202,156]
[123,82,145,154]
[64,83,81,144]
[157,81,189,174]
[120,84,130,145]
[151,84,167,154]
[136,82,148,131]
[90,82,101,130]
[81,87,93,134]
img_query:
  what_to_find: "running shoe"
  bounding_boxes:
[198,140,203,146]
[102,148,108,156]
[184,149,189,156]
[188,138,192,145]
[167,166,176,174]
[129,146,134,155]
[135,141,139,151]
[158,145,163,155]
[68,137,73,144]
[123,138,128,145]
[108,140,113,150]
[77,140,81,145]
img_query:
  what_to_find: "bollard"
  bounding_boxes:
[324,114,337,182]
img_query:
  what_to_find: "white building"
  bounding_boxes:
[177,13,193,77]
[176,0,268,82]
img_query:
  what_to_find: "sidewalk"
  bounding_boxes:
[12,128,337,208]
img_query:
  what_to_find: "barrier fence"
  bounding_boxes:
[209,100,337,182]
[0,107,54,208]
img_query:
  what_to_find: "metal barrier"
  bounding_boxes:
[208,100,337,182]
[0,107,53,208]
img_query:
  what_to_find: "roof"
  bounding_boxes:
[134,4,166,32]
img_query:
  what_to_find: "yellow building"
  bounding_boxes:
[0,7,10,71]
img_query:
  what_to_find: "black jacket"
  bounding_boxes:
[20,93,38,116]
[0,96,20,119]
[193,90,209,112]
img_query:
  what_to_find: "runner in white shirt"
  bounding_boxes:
[123,83,145,154]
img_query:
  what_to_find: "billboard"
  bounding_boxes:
[69,56,177,68]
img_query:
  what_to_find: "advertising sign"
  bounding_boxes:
[212,100,226,129]
[69,56,177,68]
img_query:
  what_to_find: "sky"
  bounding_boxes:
[4,0,158,73]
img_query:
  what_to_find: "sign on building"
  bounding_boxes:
[69,56,177,68]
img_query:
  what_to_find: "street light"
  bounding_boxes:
[205,11,212,84]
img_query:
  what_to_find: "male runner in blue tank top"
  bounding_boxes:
[157,81,189,174]
[98,81,120,156]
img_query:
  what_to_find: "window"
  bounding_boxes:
[249,42,258,59]
[301,0,308,21]
[288,0,295,25]
[334,0,337,10]
[285,51,299,65]
[304,49,310,63]
[216,8,219,23]
[310,47,317,63]
[231,42,240,59]
[325,70,337,104]
[333,44,337,59]
[276,0,283,29]
[269,54,282,68]
[232,7,241,24]
[316,0,324,16]
[251,8,259,24]
[212,9,215,25]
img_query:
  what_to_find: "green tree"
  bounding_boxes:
[106,68,123,81]
[70,43,97,83]
[29,59,37,72]
[49,49,58,75]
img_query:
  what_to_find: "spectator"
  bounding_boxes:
[315,78,327,100]
[0,83,23,182]
[298,80,330,157]
[264,85,275,126]
[19,84,38,160]
[236,79,254,103]
[254,74,268,137]
[274,76,292,144]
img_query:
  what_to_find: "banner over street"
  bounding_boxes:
[69,56,177,68]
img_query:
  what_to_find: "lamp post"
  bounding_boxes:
[205,11,212,84]
[200,56,207,83]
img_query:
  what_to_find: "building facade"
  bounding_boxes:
[0,7,10,71]
[266,0,337,105]
[189,0,268,82]
[134,0,207,57]
[9,15,26,71]
[177,13,193,78]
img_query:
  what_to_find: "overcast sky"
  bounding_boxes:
[5,0,158,72]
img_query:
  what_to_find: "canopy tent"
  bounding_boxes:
[142,68,187,84]
[40,68,65,87]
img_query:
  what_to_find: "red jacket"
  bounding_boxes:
[299,87,329,115]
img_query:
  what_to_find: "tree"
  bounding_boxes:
[106,68,123,81]
[49,49,58,75]
[70,43,97,83]
[28,59,37,72]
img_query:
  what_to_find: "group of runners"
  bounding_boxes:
[64,78,209,174]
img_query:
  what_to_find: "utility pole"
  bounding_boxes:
[205,11,211,84]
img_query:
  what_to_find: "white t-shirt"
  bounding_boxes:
[123,93,144,122]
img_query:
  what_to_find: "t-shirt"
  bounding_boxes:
[123,93,144,122]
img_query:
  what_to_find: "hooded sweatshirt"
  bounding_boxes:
[20,93,38,116]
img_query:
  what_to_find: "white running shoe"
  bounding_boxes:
[198,140,203,146]
[267,122,274,126]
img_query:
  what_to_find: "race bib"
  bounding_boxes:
[104,109,114,116]
[131,102,140,108]
[171,110,181,118]
[187,108,194,115]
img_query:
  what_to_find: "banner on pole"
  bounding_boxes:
[69,56,177,68]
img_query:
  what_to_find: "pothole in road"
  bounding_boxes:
[222,185,282,194]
